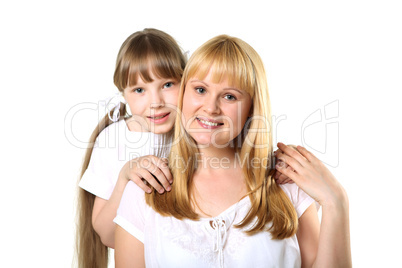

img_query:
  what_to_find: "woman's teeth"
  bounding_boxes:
[198,118,220,126]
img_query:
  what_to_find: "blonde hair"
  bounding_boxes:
[76,28,186,268]
[145,35,298,239]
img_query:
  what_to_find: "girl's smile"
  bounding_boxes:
[123,72,179,133]
[148,112,171,124]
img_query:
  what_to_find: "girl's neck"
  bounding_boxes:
[125,117,149,133]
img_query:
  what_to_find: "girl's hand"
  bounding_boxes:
[275,142,348,207]
[119,155,173,194]
[273,145,298,184]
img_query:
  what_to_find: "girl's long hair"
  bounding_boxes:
[75,28,186,268]
[145,35,298,239]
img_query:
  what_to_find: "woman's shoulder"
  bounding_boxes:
[279,183,317,218]
[116,181,148,222]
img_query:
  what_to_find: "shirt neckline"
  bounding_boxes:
[197,195,250,222]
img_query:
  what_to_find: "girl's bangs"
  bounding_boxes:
[126,52,183,87]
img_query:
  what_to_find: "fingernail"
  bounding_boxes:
[276,163,284,169]
[166,186,171,191]
[159,189,164,194]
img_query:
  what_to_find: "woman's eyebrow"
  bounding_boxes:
[189,79,244,94]
[189,79,209,87]
[225,87,245,95]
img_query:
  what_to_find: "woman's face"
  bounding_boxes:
[182,69,252,147]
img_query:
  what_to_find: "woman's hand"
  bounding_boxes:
[119,155,173,194]
[275,142,347,207]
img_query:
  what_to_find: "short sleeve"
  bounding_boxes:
[114,181,147,243]
[79,126,118,200]
[279,184,318,218]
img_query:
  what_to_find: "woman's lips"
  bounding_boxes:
[196,117,224,129]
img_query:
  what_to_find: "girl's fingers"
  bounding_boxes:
[277,165,296,184]
[277,142,308,167]
[137,169,165,194]
[276,160,300,183]
[155,158,173,185]
[276,151,303,174]
[129,174,152,193]
[275,173,286,184]
[296,145,316,163]
[148,166,171,192]
[140,156,172,191]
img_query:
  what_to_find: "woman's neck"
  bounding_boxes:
[191,146,247,218]
[195,146,238,172]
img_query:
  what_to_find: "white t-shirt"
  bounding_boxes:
[114,181,316,268]
[79,119,168,200]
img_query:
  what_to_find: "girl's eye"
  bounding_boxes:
[224,94,237,101]
[133,88,144,94]
[195,87,206,94]
[163,82,174,88]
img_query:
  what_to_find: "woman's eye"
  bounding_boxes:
[134,88,144,93]
[195,87,206,94]
[163,82,173,88]
[224,94,237,101]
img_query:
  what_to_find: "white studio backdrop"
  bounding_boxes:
[0,0,401,267]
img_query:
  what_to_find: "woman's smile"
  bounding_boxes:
[182,70,252,147]
[196,116,224,129]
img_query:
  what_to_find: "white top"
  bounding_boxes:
[79,119,168,200]
[114,181,316,268]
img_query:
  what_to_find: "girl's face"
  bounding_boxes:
[182,69,252,147]
[123,72,179,133]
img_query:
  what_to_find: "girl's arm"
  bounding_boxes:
[115,225,145,267]
[92,155,172,248]
[276,143,352,268]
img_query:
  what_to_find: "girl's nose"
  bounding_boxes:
[150,91,165,108]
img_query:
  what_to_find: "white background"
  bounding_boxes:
[1,0,401,267]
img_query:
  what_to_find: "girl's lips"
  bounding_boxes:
[196,117,224,129]
[148,112,170,124]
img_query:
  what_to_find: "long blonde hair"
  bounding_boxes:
[76,28,186,268]
[145,35,298,239]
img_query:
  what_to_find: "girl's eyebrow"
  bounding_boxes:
[189,79,244,95]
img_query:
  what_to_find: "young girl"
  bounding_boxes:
[114,35,351,267]
[76,28,186,268]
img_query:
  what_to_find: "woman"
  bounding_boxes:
[114,35,351,267]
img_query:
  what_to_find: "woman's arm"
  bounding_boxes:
[92,155,172,248]
[296,204,320,268]
[115,225,145,268]
[276,143,352,268]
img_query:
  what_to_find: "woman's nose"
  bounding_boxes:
[203,96,220,115]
